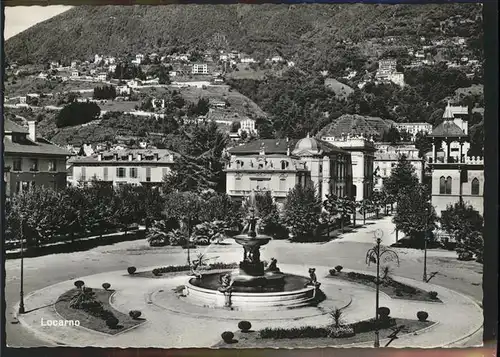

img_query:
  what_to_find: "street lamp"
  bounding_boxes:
[19,215,25,314]
[365,229,400,348]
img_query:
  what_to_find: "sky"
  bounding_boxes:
[3,6,72,40]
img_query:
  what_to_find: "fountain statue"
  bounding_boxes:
[183,189,319,310]
[226,190,285,291]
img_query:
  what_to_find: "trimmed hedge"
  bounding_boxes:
[127,267,137,275]
[152,262,238,275]
[102,283,111,290]
[417,311,429,322]
[221,331,234,343]
[238,321,252,332]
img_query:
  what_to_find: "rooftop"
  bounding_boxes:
[317,114,393,139]
[228,138,348,156]
[429,120,467,138]
[69,148,178,164]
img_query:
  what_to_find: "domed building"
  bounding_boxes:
[225,134,353,205]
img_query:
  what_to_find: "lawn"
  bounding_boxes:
[55,288,145,335]
[327,271,443,303]
[213,318,435,348]
[99,100,140,112]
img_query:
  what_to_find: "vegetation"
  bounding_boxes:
[55,102,101,128]
[393,184,437,248]
[238,321,252,332]
[283,184,322,241]
[440,202,483,262]
[93,85,117,100]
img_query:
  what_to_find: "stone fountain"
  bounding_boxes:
[183,191,319,311]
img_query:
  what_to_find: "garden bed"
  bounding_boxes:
[327,271,443,303]
[214,318,435,348]
[55,288,145,335]
[128,263,239,278]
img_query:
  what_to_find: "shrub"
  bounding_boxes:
[152,269,162,276]
[102,283,111,290]
[428,291,438,299]
[221,331,234,343]
[129,310,142,319]
[260,326,329,339]
[74,280,85,289]
[395,289,403,297]
[106,316,119,329]
[329,326,355,338]
[458,251,474,261]
[83,287,93,293]
[335,265,343,273]
[329,269,337,276]
[378,307,391,319]
[352,317,396,334]
[417,311,429,322]
[238,321,252,332]
[127,267,137,275]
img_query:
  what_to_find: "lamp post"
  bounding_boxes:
[365,229,400,348]
[19,215,25,314]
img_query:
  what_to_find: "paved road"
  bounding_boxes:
[4,216,483,347]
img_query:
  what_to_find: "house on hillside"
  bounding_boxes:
[192,63,209,75]
[241,57,257,64]
[97,73,108,81]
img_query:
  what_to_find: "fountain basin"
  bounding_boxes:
[183,271,317,311]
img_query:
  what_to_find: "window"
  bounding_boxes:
[439,176,446,194]
[103,167,108,181]
[445,176,452,194]
[281,161,289,170]
[48,159,57,172]
[129,168,138,178]
[471,178,480,195]
[29,158,38,172]
[146,167,151,182]
[13,158,22,171]
[116,167,126,178]
[16,181,21,194]
[279,178,286,191]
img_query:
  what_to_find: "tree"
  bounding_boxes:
[440,201,483,257]
[112,184,142,235]
[382,155,419,198]
[393,184,437,247]
[163,192,205,264]
[384,126,401,144]
[414,131,433,158]
[8,186,63,247]
[93,85,117,100]
[283,184,322,241]
[370,191,385,219]
[163,154,218,194]
[230,121,241,133]
[56,102,101,128]
[136,186,165,230]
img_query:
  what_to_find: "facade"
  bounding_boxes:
[225,136,352,206]
[394,122,433,141]
[373,142,425,191]
[428,103,483,217]
[192,63,209,75]
[319,134,376,201]
[68,149,177,187]
[375,59,405,87]
[238,118,257,136]
[3,120,72,197]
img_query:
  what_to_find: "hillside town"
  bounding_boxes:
[3,2,487,351]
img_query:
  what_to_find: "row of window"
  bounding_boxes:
[14,180,57,194]
[439,176,480,195]
[11,158,57,172]
[80,167,163,181]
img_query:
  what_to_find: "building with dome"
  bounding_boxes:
[428,102,483,217]
[225,135,353,205]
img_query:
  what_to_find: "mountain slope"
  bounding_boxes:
[5,3,481,64]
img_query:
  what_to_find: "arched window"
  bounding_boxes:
[471,178,480,195]
[281,160,289,170]
[445,176,452,194]
[439,176,446,194]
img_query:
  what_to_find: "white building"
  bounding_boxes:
[94,54,103,64]
[108,64,117,73]
[394,123,433,140]
[192,63,209,75]
[320,134,376,201]
[271,56,284,63]
[238,118,257,136]
[69,149,177,187]
[71,70,80,78]
[97,73,108,81]
[241,57,257,64]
